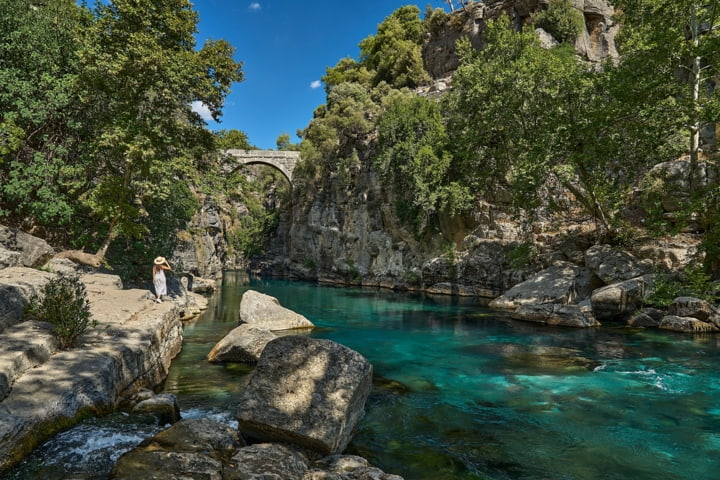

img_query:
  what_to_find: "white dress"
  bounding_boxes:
[153,268,167,296]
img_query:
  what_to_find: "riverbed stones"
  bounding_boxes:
[226,443,310,479]
[111,419,404,479]
[207,324,278,364]
[131,392,181,425]
[110,418,242,480]
[239,289,315,331]
[236,336,373,455]
[659,315,719,333]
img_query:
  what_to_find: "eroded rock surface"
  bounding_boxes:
[237,336,373,455]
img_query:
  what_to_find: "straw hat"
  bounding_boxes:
[153,256,167,265]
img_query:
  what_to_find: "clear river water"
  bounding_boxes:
[7,271,720,480]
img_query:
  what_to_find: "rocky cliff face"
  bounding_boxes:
[422,0,618,80]
[267,0,622,296]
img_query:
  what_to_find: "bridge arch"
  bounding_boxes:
[221,149,301,185]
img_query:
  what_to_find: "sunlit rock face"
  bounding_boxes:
[236,336,373,455]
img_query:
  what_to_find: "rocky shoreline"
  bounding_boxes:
[0,226,403,479]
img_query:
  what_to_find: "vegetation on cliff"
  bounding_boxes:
[2,0,719,280]
[295,0,720,271]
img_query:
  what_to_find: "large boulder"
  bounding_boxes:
[207,324,278,364]
[585,244,645,284]
[239,290,314,331]
[590,275,653,320]
[237,336,373,455]
[667,297,720,327]
[0,226,54,268]
[512,303,600,328]
[659,315,718,333]
[489,263,596,309]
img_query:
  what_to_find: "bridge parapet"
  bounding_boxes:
[222,149,301,184]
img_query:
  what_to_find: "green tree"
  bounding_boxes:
[613,0,720,267]
[297,82,381,185]
[614,0,719,182]
[359,5,430,88]
[444,15,657,232]
[215,129,254,150]
[0,0,90,226]
[276,132,300,151]
[324,6,430,92]
[75,0,243,262]
[376,93,470,234]
[533,0,585,45]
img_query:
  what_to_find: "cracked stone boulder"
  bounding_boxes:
[237,336,373,455]
[239,290,315,331]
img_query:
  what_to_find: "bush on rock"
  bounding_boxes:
[25,274,96,349]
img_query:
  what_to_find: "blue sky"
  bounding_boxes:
[192,1,447,149]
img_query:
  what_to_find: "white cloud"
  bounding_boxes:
[191,101,213,122]
[310,80,322,89]
[249,2,261,12]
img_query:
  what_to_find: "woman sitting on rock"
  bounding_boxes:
[152,256,172,303]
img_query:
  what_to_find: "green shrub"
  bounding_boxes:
[534,0,585,45]
[26,274,96,349]
[644,265,720,308]
[508,241,537,269]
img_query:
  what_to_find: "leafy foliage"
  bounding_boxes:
[534,0,585,45]
[0,0,90,227]
[644,265,720,308]
[324,6,429,91]
[1,0,242,258]
[376,93,470,234]
[26,275,96,349]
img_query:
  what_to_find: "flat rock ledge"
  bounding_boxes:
[0,266,204,474]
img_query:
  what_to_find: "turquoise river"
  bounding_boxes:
[7,271,720,479]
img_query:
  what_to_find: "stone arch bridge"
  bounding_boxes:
[222,149,301,185]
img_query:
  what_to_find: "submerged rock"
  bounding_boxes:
[131,393,181,426]
[237,336,373,455]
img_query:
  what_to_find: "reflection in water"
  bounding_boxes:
[7,272,720,480]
